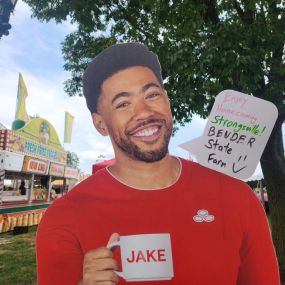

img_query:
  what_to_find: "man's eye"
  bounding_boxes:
[147,93,160,99]
[116,102,129,109]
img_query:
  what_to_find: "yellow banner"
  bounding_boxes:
[64,111,74,143]
[15,73,30,123]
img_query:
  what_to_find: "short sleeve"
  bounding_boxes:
[36,200,83,285]
[237,184,280,285]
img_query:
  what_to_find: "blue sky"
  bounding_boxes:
[0,0,207,173]
[1,0,282,179]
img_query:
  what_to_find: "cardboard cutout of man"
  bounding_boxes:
[36,43,280,285]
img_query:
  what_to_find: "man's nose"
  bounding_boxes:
[132,100,155,120]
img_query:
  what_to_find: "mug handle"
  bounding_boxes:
[107,241,124,278]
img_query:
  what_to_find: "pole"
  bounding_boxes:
[47,176,52,202]
[0,169,5,204]
[28,173,34,203]
[63,178,67,195]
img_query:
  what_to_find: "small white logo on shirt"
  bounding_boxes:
[193,209,215,222]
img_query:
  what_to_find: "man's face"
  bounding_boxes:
[94,66,173,163]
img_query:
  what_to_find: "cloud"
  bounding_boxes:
[12,1,77,34]
[11,0,31,23]
[58,16,78,33]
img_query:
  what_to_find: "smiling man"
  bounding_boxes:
[94,66,173,165]
[36,43,280,285]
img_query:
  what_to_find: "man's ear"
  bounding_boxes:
[92,113,109,136]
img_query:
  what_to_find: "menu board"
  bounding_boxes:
[23,157,49,175]
[49,163,65,177]
[64,167,79,179]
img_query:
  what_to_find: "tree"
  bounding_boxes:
[24,0,285,281]
[0,0,18,39]
[66,150,80,169]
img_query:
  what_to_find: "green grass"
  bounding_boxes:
[0,226,38,285]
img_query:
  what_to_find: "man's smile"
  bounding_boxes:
[132,125,161,142]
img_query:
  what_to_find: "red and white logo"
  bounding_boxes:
[193,209,215,222]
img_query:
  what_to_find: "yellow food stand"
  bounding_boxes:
[0,119,80,234]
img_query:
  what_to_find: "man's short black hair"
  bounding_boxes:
[83,42,163,113]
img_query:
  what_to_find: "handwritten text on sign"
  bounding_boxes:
[180,90,278,179]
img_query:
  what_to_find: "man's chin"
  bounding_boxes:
[130,147,169,163]
[113,131,171,163]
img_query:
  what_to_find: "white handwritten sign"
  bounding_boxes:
[180,90,278,179]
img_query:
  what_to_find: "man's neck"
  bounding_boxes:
[107,154,181,190]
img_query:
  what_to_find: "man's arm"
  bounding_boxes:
[36,203,120,285]
[237,187,280,285]
[36,203,84,284]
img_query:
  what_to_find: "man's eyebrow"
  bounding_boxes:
[141,82,161,93]
[111,82,161,105]
[111,92,130,105]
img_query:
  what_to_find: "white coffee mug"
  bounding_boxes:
[107,233,174,282]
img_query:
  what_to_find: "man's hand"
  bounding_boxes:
[79,233,120,285]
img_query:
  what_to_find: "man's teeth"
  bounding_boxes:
[133,127,159,137]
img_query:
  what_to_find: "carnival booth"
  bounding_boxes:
[0,126,79,233]
[0,74,79,233]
